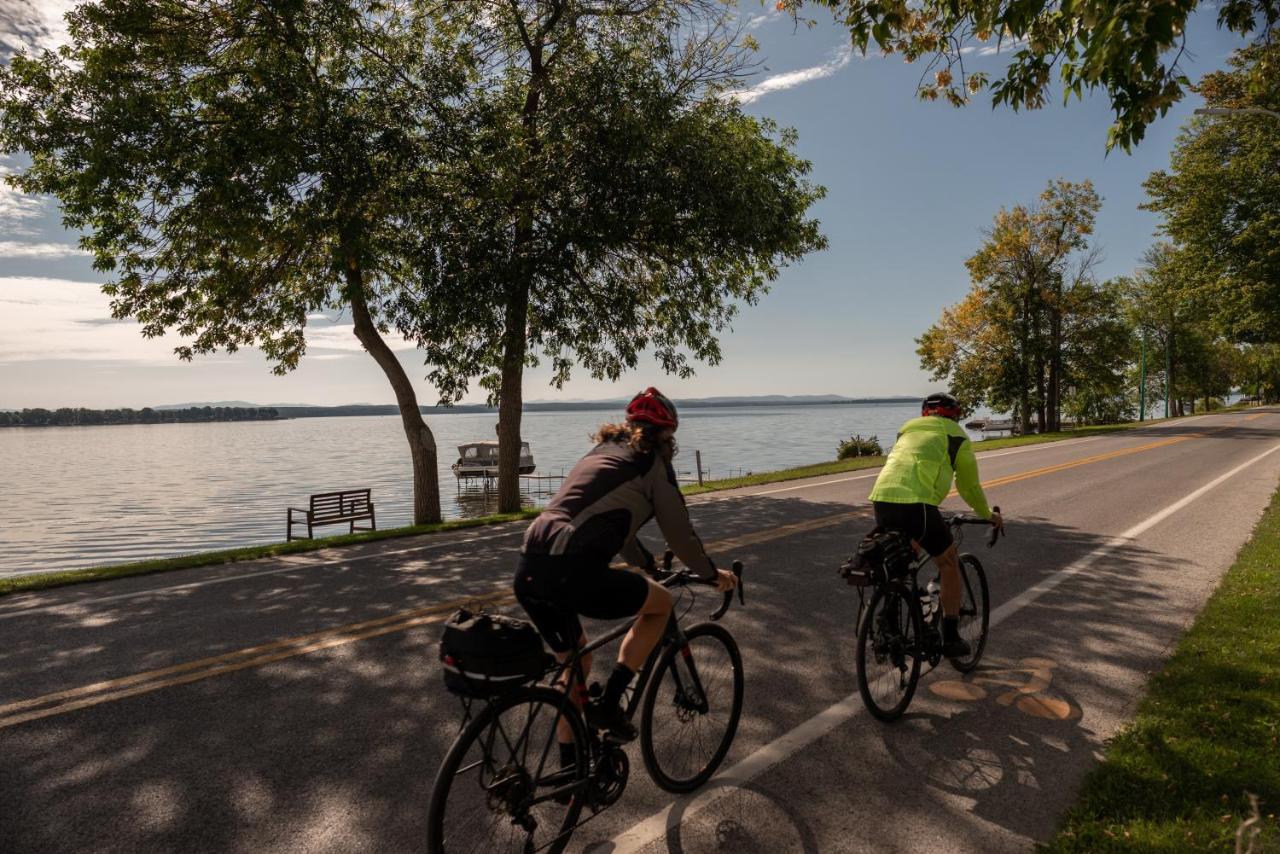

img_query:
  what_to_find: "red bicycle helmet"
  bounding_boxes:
[626,387,679,430]
[922,392,962,421]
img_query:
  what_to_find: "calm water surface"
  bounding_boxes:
[2,402,957,575]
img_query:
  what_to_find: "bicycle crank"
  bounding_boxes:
[589,745,629,810]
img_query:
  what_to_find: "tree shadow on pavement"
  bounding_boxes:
[0,496,1211,853]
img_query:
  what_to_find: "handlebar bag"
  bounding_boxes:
[440,609,553,698]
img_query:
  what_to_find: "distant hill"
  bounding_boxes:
[155,400,318,410]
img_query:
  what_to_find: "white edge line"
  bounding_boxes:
[605,440,1280,854]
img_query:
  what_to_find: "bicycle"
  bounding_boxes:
[843,508,1002,722]
[426,554,746,854]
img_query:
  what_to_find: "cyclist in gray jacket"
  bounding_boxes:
[516,387,737,744]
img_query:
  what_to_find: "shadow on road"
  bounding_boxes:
[0,495,1206,852]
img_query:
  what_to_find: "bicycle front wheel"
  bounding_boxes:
[856,582,923,722]
[640,621,744,793]
[949,554,990,673]
[427,686,588,854]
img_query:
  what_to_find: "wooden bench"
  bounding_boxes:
[288,489,376,541]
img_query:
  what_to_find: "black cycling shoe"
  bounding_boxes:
[942,636,972,659]
[585,701,637,743]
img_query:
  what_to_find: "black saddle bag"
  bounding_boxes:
[439,608,553,698]
[840,528,913,586]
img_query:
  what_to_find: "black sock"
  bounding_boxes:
[943,616,960,642]
[559,742,577,768]
[601,663,635,710]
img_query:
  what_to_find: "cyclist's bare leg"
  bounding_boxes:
[935,544,962,616]
[619,579,673,672]
[555,633,591,745]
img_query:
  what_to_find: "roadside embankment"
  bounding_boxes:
[1,410,1241,597]
[1043,480,1280,852]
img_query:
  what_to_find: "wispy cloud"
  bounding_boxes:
[0,277,418,364]
[962,36,1032,57]
[730,46,853,105]
[0,240,87,258]
[0,0,76,56]
[0,161,50,233]
[0,276,181,363]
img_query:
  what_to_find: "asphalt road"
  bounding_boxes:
[4,408,1279,853]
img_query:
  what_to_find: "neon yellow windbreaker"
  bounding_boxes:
[868,416,991,517]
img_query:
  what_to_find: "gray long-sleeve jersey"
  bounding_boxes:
[521,440,716,581]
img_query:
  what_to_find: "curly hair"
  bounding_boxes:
[594,421,677,459]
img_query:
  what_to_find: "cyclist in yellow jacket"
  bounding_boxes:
[868,392,1003,657]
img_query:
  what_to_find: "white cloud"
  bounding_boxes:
[977,36,1030,57]
[0,277,419,364]
[0,240,87,258]
[0,161,51,233]
[0,276,183,363]
[304,320,418,353]
[729,46,853,105]
[0,0,76,56]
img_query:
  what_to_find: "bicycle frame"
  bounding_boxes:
[490,580,718,815]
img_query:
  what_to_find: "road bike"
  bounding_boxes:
[843,509,1001,722]
[426,555,746,854]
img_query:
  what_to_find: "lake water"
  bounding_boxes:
[0,402,945,576]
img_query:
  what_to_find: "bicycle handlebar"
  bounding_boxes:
[656,550,745,621]
[948,505,1004,548]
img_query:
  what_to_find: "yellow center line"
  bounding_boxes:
[0,423,1241,728]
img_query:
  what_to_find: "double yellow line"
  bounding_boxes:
[0,421,1241,729]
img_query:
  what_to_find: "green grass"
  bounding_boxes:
[681,455,889,495]
[6,406,1256,598]
[1042,482,1280,853]
[0,508,543,598]
[679,414,1204,496]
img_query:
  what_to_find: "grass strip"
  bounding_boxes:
[1042,481,1280,852]
[680,415,1193,495]
[5,407,1253,597]
[0,509,542,598]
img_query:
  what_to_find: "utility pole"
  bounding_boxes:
[1165,336,1172,419]
[1139,335,1147,421]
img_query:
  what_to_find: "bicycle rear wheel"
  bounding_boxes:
[856,582,923,722]
[949,554,990,673]
[639,622,744,793]
[427,686,587,854]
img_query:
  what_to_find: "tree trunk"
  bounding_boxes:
[496,278,530,514]
[347,267,441,525]
[1035,352,1047,435]
[1048,310,1062,432]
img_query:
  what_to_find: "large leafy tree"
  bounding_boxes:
[0,0,471,524]
[396,1,828,512]
[1122,243,1231,416]
[1143,43,1280,342]
[781,0,1279,150]
[918,180,1117,432]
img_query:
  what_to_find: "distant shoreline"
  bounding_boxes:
[1,396,921,427]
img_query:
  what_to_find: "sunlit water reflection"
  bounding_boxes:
[1,402,970,575]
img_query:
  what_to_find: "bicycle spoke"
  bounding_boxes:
[642,625,743,791]
[432,691,583,854]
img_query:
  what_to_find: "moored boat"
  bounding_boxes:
[451,440,535,478]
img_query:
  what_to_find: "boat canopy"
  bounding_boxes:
[457,440,531,459]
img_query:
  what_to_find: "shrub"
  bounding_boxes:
[837,434,883,459]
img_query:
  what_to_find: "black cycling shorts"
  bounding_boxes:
[513,553,650,653]
[871,501,953,557]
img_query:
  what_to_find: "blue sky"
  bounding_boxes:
[0,3,1249,408]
